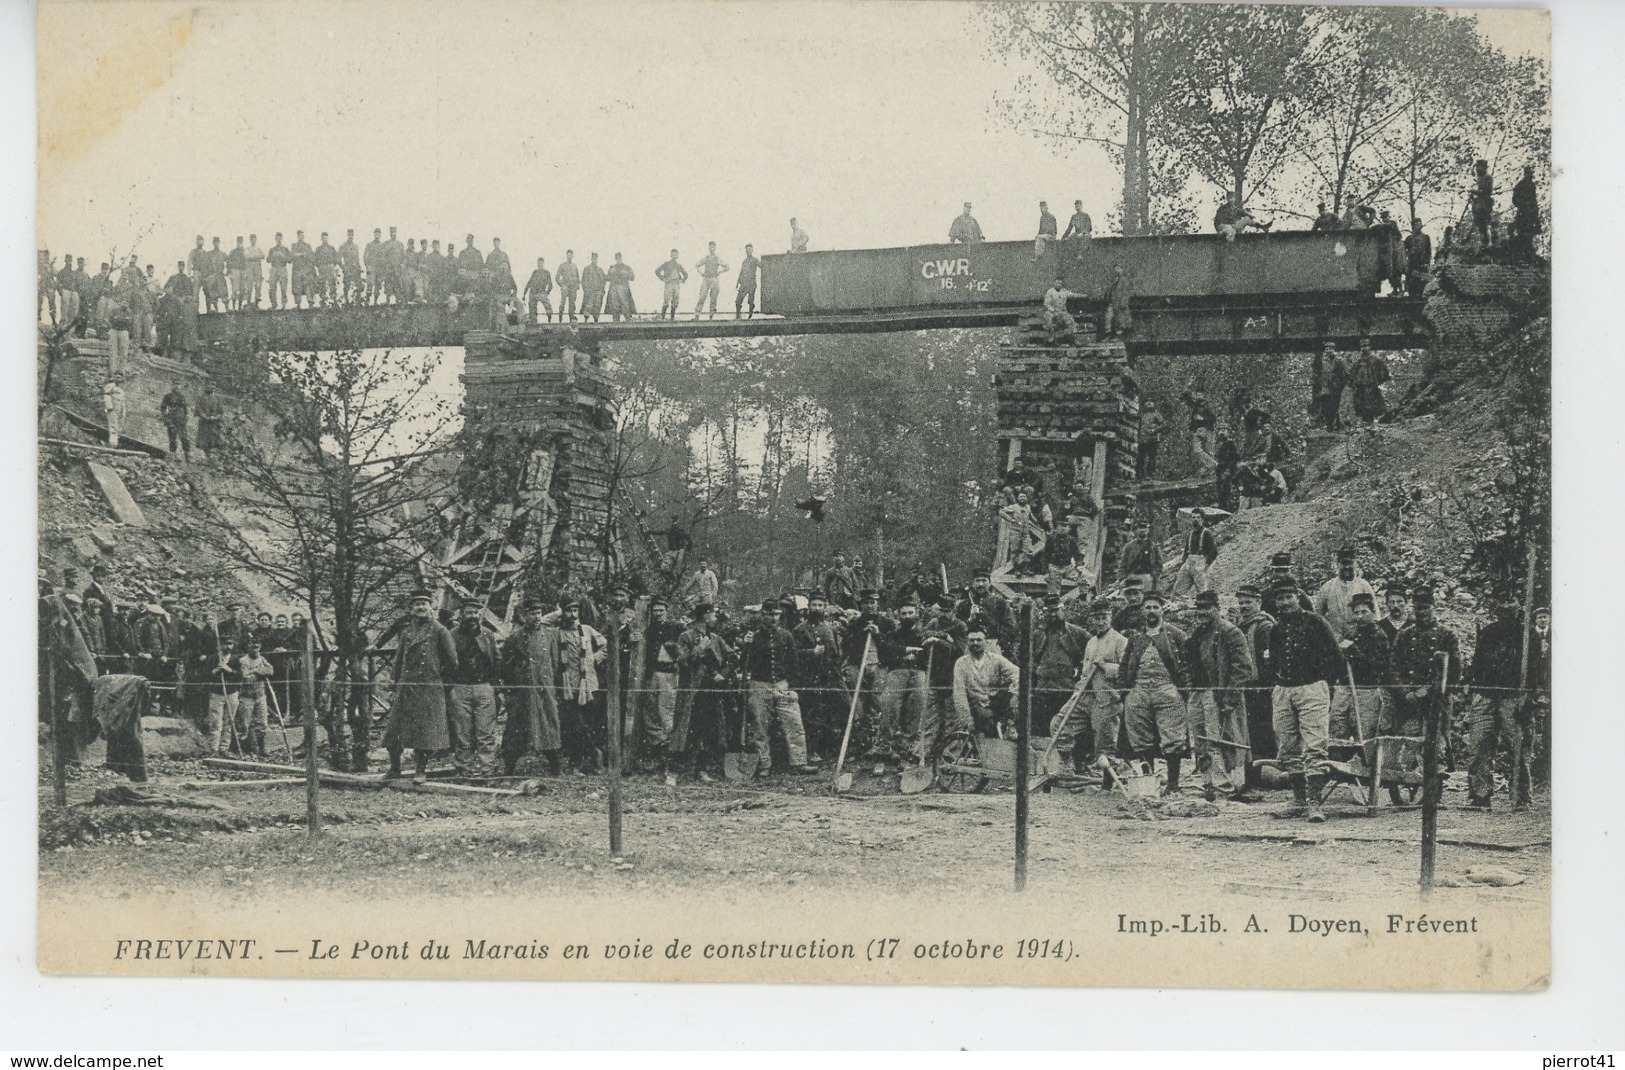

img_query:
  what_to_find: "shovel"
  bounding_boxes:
[832,632,873,794]
[723,668,760,782]
[1028,687,1076,794]
[899,647,935,794]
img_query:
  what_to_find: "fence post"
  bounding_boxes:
[1015,599,1033,892]
[606,623,623,856]
[49,659,66,807]
[304,621,321,837]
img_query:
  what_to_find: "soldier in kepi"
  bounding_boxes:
[656,249,688,321]
[736,243,760,319]
[949,201,984,244]
[384,590,458,785]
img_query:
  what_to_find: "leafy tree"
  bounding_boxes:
[979,2,1191,235]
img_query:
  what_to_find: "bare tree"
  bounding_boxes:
[201,340,460,765]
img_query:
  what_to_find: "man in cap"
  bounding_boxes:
[1033,593,1089,743]
[552,596,608,774]
[1269,551,1315,612]
[600,582,644,759]
[447,598,501,776]
[1465,596,1531,809]
[668,602,734,784]
[556,250,581,322]
[740,599,816,775]
[1378,586,1410,643]
[952,628,1019,736]
[1391,587,1461,799]
[1313,547,1376,637]
[233,635,276,756]
[735,243,760,319]
[1315,343,1349,431]
[194,608,242,755]
[1064,599,1127,772]
[1033,200,1058,257]
[384,590,458,784]
[1112,578,1148,635]
[655,249,688,321]
[948,202,984,244]
[821,552,857,611]
[523,257,554,325]
[792,591,849,759]
[1329,591,1394,762]
[958,567,1015,654]
[1118,591,1191,794]
[1349,338,1391,426]
[1184,590,1257,799]
[82,563,118,638]
[1234,583,1277,776]
[641,596,685,759]
[917,590,969,761]
[1260,577,1345,821]
[500,597,564,776]
[1062,199,1093,242]
[843,587,892,753]
[874,596,932,762]
[1312,202,1342,232]
[1170,510,1218,599]
[77,593,109,665]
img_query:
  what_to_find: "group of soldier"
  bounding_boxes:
[42,565,315,762]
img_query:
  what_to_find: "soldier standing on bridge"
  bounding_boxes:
[1034,200,1058,257]
[226,237,247,311]
[949,202,984,244]
[340,230,362,304]
[363,228,384,304]
[160,261,198,359]
[606,253,636,321]
[457,234,485,297]
[524,257,554,324]
[789,218,809,254]
[1063,200,1092,242]
[582,253,608,321]
[265,233,291,310]
[203,237,229,313]
[693,242,729,320]
[381,228,406,302]
[656,249,688,320]
[556,250,581,322]
[1312,202,1341,232]
[242,234,264,309]
[315,232,341,306]
[290,230,315,308]
[736,244,759,318]
[487,238,514,301]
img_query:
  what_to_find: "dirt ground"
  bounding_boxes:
[38,757,1551,906]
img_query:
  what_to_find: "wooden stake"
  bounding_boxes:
[1513,540,1538,804]
[303,621,321,837]
[1419,651,1447,895]
[606,621,623,855]
[49,659,66,807]
[1015,600,1033,892]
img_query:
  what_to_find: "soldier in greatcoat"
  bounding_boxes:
[385,590,457,783]
[500,597,564,775]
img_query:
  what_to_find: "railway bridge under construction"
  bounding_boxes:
[180,230,1432,625]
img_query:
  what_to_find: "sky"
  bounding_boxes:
[38,0,1548,302]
